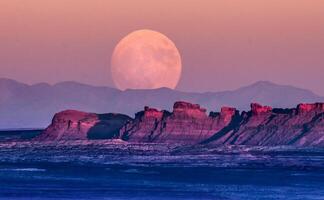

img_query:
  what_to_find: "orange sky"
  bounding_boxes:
[0,0,324,94]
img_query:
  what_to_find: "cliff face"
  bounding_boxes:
[208,103,324,147]
[119,101,324,146]
[35,110,131,141]
[120,101,238,144]
[36,101,324,147]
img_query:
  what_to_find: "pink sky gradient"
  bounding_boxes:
[0,0,324,95]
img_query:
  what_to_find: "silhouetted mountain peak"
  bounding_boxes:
[0,78,28,87]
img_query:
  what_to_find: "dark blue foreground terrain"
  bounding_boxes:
[0,163,323,200]
[0,131,323,200]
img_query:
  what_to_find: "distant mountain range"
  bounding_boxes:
[0,78,323,129]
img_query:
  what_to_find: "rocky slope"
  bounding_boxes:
[35,101,324,147]
[212,103,324,146]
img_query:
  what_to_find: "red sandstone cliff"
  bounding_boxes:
[35,101,324,147]
[35,110,131,141]
[119,101,238,144]
[209,103,324,146]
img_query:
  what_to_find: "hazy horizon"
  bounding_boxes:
[2,77,324,97]
[1,0,324,94]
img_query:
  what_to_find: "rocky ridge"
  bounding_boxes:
[34,101,324,147]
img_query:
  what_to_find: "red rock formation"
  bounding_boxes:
[120,102,238,144]
[119,106,168,142]
[220,107,237,124]
[36,101,324,147]
[251,103,272,115]
[213,103,324,147]
[172,101,207,119]
[35,110,131,141]
[297,103,324,113]
[142,106,164,119]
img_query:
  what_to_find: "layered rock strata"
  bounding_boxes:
[120,102,238,144]
[35,110,131,141]
[36,102,324,147]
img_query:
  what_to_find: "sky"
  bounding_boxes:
[0,0,324,95]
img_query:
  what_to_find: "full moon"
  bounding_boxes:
[111,29,182,90]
